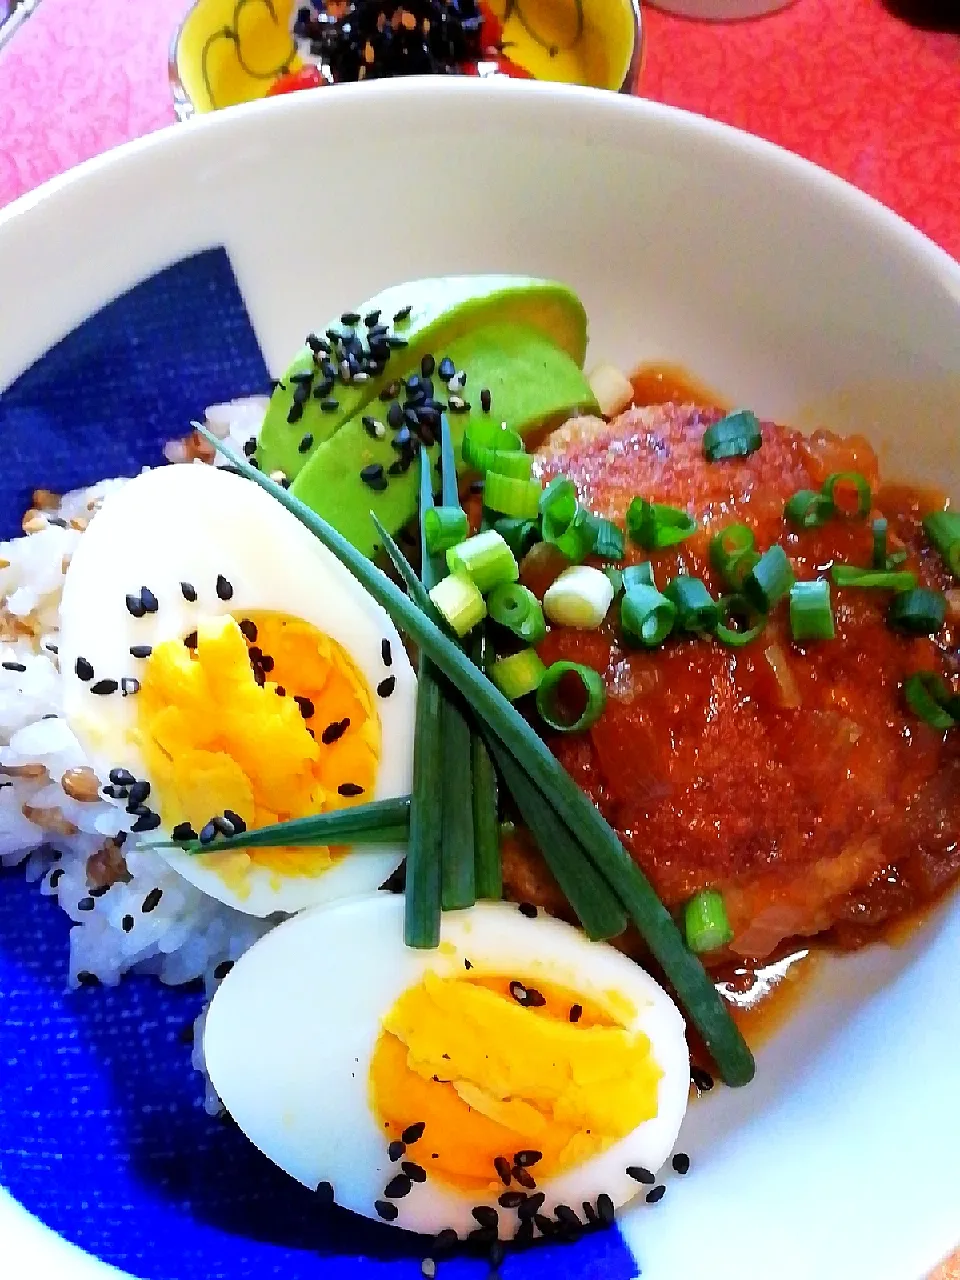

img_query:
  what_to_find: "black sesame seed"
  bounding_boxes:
[380,382,401,402]
[213,814,237,837]
[646,1185,666,1204]
[517,1192,545,1221]
[294,695,315,719]
[341,311,361,326]
[387,336,408,350]
[360,463,388,492]
[512,1166,536,1190]
[364,310,381,328]
[672,1152,690,1175]
[569,1003,583,1023]
[375,1200,398,1222]
[121,677,140,696]
[401,1121,425,1144]
[287,401,304,425]
[259,654,275,674]
[183,631,198,651]
[141,887,163,914]
[140,587,159,613]
[49,868,65,889]
[626,1166,655,1184]
[315,1180,335,1206]
[77,896,95,912]
[129,645,152,659]
[480,388,492,412]
[2,661,26,672]
[75,656,95,681]
[437,357,456,382]
[555,1205,581,1230]
[215,574,233,601]
[498,1191,526,1209]
[180,581,198,602]
[172,822,197,841]
[433,1229,458,1255]
[582,1200,598,1226]
[514,1218,535,1246]
[386,402,405,429]
[472,1206,498,1229]
[464,958,473,969]
[387,1140,406,1162]
[243,437,258,456]
[239,619,258,643]
[321,718,350,744]
[199,821,218,845]
[596,1193,615,1226]
[402,1161,426,1183]
[691,1066,715,1092]
[109,767,135,786]
[292,380,311,405]
[132,810,162,833]
[319,397,339,412]
[514,1150,542,1168]
[377,675,396,698]
[494,1155,512,1186]
[76,970,100,987]
[124,593,146,618]
[533,1214,554,1237]
[518,902,537,919]
[214,960,234,981]
[388,458,412,477]
[223,809,246,834]
[384,1174,411,1199]
[338,782,364,797]
[508,982,546,1008]
[127,779,151,808]
[393,305,412,322]
[90,679,118,695]
[121,914,134,933]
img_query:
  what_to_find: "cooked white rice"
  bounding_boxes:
[0,397,271,1111]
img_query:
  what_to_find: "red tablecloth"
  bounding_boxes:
[0,0,957,258]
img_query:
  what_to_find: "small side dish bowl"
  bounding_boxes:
[169,0,643,118]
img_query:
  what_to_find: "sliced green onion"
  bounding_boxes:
[664,576,720,634]
[539,475,577,523]
[702,409,762,462]
[789,579,835,641]
[831,564,918,591]
[429,571,486,636]
[535,661,606,733]
[626,497,697,550]
[742,544,795,612]
[622,562,655,591]
[199,424,756,1088]
[710,524,757,590]
[888,587,947,636]
[715,595,766,647]
[490,649,547,701]
[446,529,519,593]
[603,566,624,598]
[923,510,960,578]
[540,478,596,563]
[591,517,626,562]
[493,517,541,559]
[156,796,411,854]
[785,489,834,529]
[543,565,615,629]
[903,671,959,730]
[483,471,542,519]
[486,451,534,480]
[871,517,888,571]
[462,420,524,473]
[621,585,676,648]
[486,736,627,941]
[423,506,469,556]
[470,630,501,901]
[822,471,871,518]
[684,889,733,953]
[487,582,547,645]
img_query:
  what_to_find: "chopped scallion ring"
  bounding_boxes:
[710,524,757,590]
[702,409,762,462]
[871,517,888,571]
[535,661,606,733]
[490,649,547,701]
[423,506,469,556]
[540,477,596,563]
[493,517,541,559]
[621,584,677,648]
[483,472,542,520]
[664,576,720,634]
[462,421,524,473]
[428,572,486,637]
[544,565,615,630]
[715,595,766,647]
[446,529,519,593]
[923,510,960,578]
[831,565,917,591]
[790,579,835,641]
[822,471,871,518]
[622,562,655,591]
[626,497,697,550]
[592,517,626,562]
[887,587,947,637]
[742,545,795,612]
[487,582,547,645]
[903,671,959,730]
[684,889,733,953]
[784,489,834,529]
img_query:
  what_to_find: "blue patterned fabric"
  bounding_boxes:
[0,249,639,1280]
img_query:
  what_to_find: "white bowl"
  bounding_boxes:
[0,80,958,1280]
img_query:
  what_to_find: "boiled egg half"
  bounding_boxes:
[204,895,690,1239]
[58,463,415,916]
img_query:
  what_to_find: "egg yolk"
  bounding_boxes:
[135,612,380,889]
[370,971,662,1192]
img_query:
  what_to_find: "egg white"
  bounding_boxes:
[58,463,416,916]
[203,895,690,1238]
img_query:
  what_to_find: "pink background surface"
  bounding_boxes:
[0,0,958,258]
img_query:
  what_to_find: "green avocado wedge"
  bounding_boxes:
[290,322,597,559]
[256,276,588,484]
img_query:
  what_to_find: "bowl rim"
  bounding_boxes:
[166,0,644,120]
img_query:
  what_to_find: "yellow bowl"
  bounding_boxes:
[169,0,643,118]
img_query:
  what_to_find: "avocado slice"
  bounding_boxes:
[290,322,598,559]
[256,276,588,484]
